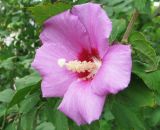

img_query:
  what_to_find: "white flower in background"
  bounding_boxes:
[3,31,20,46]
[4,36,14,46]
[29,19,35,26]
[154,2,160,7]
[73,0,78,3]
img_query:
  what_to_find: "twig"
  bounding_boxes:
[121,10,139,43]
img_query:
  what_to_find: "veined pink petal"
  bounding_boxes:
[40,10,91,54]
[92,44,132,95]
[58,80,106,125]
[32,44,76,97]
[31,2,133,125]
[71,3,112,58]
[41,72,75,97]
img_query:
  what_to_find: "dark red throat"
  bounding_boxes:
[76,48,100,80]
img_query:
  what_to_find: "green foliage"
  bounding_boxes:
[101,0,133,15]
[15,72,41,90]
[129,32,159,72]
[120,80,155,107]
[36,122,55,130]
[0,0,160,130]
[28,2,72,25]
[134,0,147,12]
[19,93,40,114]
[8,73,41,108]
[112,101,145,130]
[109,19,126,42]
[103,77,156,130]
[133,61,160,92]
[0,89,15,103]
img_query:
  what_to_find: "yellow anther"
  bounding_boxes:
[57,58,101,80]
[65,60,97,73]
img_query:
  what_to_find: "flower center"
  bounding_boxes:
[58,58,101,80]
[57,48,101,80]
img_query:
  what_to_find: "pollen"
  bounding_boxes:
[57,58,101,80]
[66,60,97,73]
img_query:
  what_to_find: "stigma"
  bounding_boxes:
[57,58,101,80]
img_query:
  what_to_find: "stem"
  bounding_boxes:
[121,10,139,43]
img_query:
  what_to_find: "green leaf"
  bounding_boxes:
[36,122,55,130]
[99,120,111,130]
[8,73,41,108]
[112,0,133,13]
[133,61,160,92]
[28,2,72,25]
[129,32,158,72]
[104,0,133,13]
[104,0,124,6]
[121,77,155,107]
[53,110,68,130]
[44,99,68,130]
[155,92,160,106]
[134,0,146,12]
[129,32,146,42]
[20,109,37,130]
[103,104,114,121]
[8,84,39,108]
[150,108,160,126]
[109,19,126,42]
[0,57,16,70]
[110,76,154,129]
[5,122,17,130]
[0,89,15,103]
[15,72,41,90]
[112,100,145,130]
[8,87,32,108]
[90,121,100,130]
[68,119,81,130]
[80,125,90,130]
[131,40,156,66]
[19,93,40,114]
[134,0,151,13]
[0,104,6,118]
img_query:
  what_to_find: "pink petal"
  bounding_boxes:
[32,44,76,97]
[92,44,132,95]
[58,80,106,125]
[71,3,112,58]
[40,10,91,54]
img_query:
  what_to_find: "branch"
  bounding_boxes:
[121,10,139,43]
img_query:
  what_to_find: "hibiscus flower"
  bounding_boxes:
[32,3,132,125]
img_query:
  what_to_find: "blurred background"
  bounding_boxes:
[0,0,160,130]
